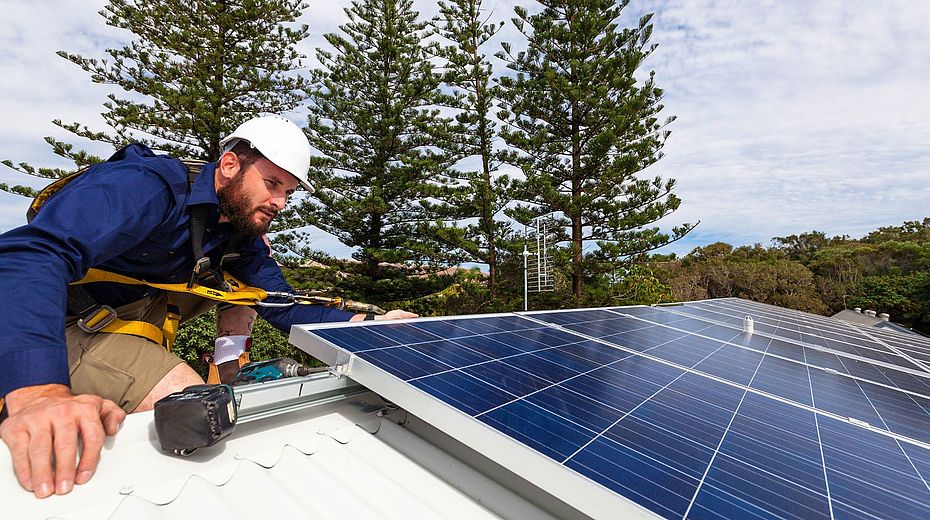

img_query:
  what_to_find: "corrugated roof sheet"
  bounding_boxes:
[4,387,560,520]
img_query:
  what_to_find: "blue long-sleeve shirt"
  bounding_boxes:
[0,144,353,396]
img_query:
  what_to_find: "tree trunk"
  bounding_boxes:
[479,116,497,297]
[368,213,382,279]
[571,93,582,303]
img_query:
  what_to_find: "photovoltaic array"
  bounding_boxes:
[292,298,930,519]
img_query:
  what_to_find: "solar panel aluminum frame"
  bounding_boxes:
[289,316,661,520]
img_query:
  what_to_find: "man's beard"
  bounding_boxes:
[217,171,275,236]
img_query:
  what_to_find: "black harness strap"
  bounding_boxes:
[186,161,251,291]
[188,204,214,288]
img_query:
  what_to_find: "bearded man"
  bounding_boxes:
[0,116,415,498]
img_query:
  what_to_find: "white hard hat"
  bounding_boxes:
[219,115,314,192]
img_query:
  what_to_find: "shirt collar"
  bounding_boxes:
[187,162,220,207]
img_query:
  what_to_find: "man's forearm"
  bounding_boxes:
[213,306,258,383]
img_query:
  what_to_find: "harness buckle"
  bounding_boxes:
[257,291,297,307]
[189,256,233,292]
[220,252,240,267]
[77,305,118,333]
[188,257,212,289]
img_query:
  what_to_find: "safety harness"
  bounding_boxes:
[29,154,269,351]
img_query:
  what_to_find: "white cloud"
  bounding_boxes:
[2,0,930,256]
[629,0,930,253]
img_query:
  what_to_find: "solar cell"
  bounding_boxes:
[750,355,814,406]
[290,301,930,520]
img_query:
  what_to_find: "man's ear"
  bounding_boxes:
[216,151,241,186]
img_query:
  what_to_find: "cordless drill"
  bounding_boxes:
[232,357,322,385]
[153,357,323,455]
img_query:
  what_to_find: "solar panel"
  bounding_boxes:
[667,300,929,372]
[645,300,930,397]
[290,300,930,519]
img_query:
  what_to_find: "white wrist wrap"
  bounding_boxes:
[213,335,250,364]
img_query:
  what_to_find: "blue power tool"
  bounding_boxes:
[232,357,322,385]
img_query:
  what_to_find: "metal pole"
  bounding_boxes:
[536,218,542,285]
[523,225,530,311]
[541,219,548,287]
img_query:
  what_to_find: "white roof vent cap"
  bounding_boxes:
[854,307,862,313]
[865,310,877,317]
[878,313,890,321]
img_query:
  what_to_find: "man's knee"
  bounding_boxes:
[133,363,204,413]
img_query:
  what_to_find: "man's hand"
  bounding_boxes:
[0,384,125,498]
[376,309,418,320]
[352,309,418,321]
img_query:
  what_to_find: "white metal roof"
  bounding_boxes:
[2,377,561,520]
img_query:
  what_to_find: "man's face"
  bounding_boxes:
[217,157,299,236]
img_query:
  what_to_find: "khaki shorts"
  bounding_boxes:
[65,292,216,412]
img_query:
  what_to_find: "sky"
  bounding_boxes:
[1,0,929,259]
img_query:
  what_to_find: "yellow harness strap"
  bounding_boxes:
[72,268,269,350]
[97,315,167,347]
[74,268,268,304]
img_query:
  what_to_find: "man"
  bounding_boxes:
[0,115,415,498]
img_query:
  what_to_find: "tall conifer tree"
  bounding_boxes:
[497,0,692,301]
[428,0,509,295]
[2,0,309,197]
[292,0,449,278]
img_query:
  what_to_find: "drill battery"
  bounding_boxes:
[153,384,237,454]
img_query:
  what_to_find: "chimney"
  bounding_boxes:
[878,313,890,322]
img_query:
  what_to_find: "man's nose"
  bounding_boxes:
[269,195,286,211]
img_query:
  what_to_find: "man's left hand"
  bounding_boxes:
[352,309,417,321]
[376,309,418,320]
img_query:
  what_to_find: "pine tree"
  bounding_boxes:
[428,0,510,296]
[2,0,309,197]
[287,0,450,279]
[497,0,693,301]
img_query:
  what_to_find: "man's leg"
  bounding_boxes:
[66,293,207,413]
[66,327,203,413]
[133,362,203,412]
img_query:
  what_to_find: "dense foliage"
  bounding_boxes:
[282,0,452,279]
[497,0,692,301]
[426,0,511,295]
[171,217,930,377]
[650,219,930,334]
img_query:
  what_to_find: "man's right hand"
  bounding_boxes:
[0,384,125,498]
